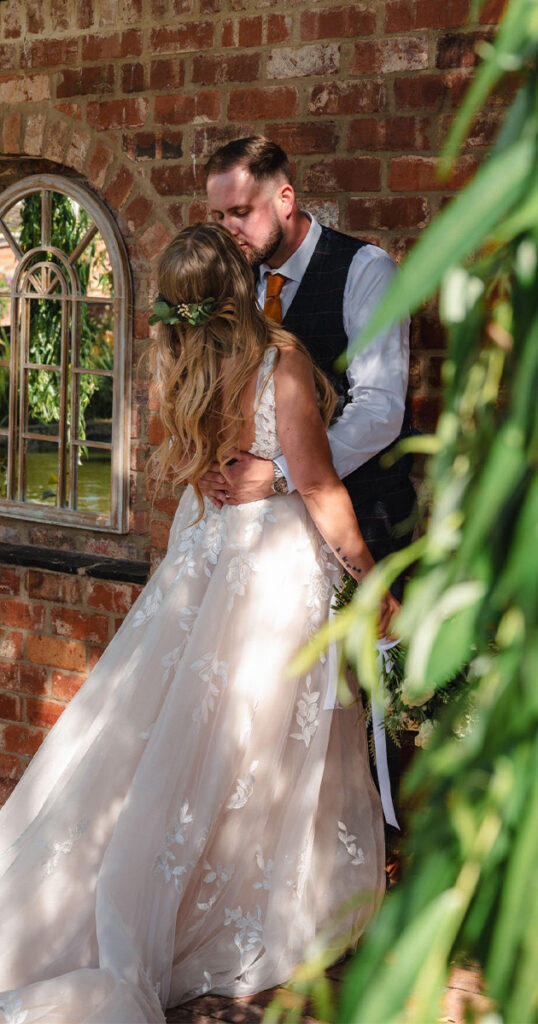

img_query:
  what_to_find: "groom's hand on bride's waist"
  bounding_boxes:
[199,452,274,507]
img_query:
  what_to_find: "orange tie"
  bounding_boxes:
[263,273,287,324]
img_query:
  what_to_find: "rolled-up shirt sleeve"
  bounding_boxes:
[275,243,409,491]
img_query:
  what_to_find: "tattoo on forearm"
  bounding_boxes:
[336,547,362,574]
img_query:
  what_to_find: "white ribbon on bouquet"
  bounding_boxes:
[323,609,400,829]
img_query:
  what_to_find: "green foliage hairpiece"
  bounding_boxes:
[149,295,216,327]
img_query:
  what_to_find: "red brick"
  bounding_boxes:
[122,62,145,93]
[51,670,86,701]
[87,97,148,131]
[0,723,44,757]
[17,664,50,696]
[55,102,82,119]
[0,692,22,721]
[138,222,173,260]
[2,112,21,153]
[436,31,492,69]
[192,53,260,85]
[150,518,171,552]
[192,125,246,160]
[87,580,142,614]
[0,752,24,781]
[81,65,115,95]
[82,30,142,61]
[384,0,470,31]
[42,120,72,164]
[428,355,445,388]
[88,646,106,670]
[150,164,200,195]
[268,43,339,80]
[26,697,65,729]
[200,0,220,11]
[105,166,135,209]
[24,112,46,157]
[161,131,184,159]
[172,0,194,11]
[51,607,110,644]
[99,0,118,24]
[389,154,477,191]
[188,200,208,225]
[351,37,428,75]
[150,23,214,55]
[56,69,79,98]
[124,194,154,231]
[0,661,19,690]
[480,0,508,22]
[150,58,185,91]
[26,635,87,672]
[394,73,470,109]
[222,19,235,47]
[410,394,440,431]
[124,0,143,21]
[87,140,115,190]
[349,116,431,151]
[154,91,220,124]
[149,414,165,445]
[28,38,78,68]
[2,0,22,38]
[26,0,45,33]
[133,312,151,339]
[309,80,386,115]
[0,567,20,596]
[411,312,447,351]
[267,122,338,155]
[0,73,50,103]
[66,127,92,173]
[26,569,82,605]
[238,16,262,47]
[301,5,376,40]
[228,86,299,121]
[303,157,381,193]
[77,0,93,28]
[349,196,430,230]
[267,14,291,44]
[0,598,45,631]
[51,0,70,31]
[0,630,24,660]
[0,42,17,69]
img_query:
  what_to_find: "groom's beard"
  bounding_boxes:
[245,223,284,268]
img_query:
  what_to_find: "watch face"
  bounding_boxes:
[273,476,288,495]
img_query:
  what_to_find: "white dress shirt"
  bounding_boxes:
[257,215,410,493]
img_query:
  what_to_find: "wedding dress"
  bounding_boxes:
[0,347,384,1023]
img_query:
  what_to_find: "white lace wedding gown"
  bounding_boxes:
[0,348,384,1023]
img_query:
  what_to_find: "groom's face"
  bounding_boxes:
[206,165,288,268]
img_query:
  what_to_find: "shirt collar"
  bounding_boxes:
[259,213,321,284]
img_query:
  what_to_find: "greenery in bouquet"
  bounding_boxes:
[332,573,476,752]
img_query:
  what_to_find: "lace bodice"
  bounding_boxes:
[249,346,281,461]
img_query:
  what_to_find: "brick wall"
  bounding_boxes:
[0,560,143,803]
[0,0,508,802]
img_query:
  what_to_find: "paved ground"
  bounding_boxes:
[166,960,491,1023]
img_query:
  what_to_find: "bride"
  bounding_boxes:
[0,223,393,1023]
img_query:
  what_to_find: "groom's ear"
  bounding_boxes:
[276,182,295,219]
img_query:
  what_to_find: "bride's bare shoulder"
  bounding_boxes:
[273,343,316,395]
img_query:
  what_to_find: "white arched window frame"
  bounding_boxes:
[0,174,132,533]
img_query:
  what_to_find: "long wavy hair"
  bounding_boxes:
[150,222,336,520]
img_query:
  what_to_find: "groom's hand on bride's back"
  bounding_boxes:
[199,452,274,507]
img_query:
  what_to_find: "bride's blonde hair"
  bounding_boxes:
[150,222,336,518]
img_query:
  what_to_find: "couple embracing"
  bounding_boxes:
[0,137,415,1022]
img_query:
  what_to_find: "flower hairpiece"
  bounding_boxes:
[150,294,216,327]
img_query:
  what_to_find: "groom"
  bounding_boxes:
[201,136,416,588]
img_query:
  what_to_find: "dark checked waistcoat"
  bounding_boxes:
[281,224,416,584]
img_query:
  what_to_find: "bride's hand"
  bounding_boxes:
[378,591,401,641]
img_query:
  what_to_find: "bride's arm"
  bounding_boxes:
[274,345,399,633]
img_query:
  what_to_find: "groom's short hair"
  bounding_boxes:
[205,136,292,184]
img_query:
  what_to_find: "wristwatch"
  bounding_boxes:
[271,461,288,495]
